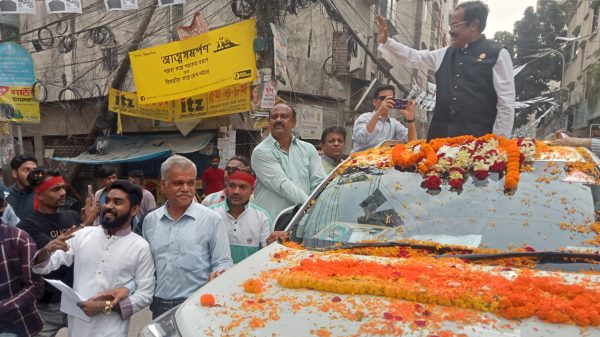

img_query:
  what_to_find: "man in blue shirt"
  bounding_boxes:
[142,155,232,319]
[252,103,327,220]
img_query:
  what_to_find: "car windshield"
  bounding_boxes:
[291,161,600,259]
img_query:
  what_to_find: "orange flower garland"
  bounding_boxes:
[390,135,536,192]
[278,257,600,327]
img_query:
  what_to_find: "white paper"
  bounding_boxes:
[408,234,482,248]
[43,278,91,322]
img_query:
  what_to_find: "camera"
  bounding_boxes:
[391,98,408,110]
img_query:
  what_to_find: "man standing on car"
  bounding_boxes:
[6,154,37,220]
[32,180,155,337]
[210,167,287,263]
[352,85,416,153]
[252,103,327,220]
[143,155,232,318]
[17,167,98,337]
[375,1,515,139]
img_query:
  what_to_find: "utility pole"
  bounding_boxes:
[320,0,408,94]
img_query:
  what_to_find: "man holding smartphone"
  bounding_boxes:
[352,84,417,153]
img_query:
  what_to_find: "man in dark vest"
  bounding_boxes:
[376,1,515,140]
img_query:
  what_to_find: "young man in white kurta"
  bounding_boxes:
[32,181,155,337]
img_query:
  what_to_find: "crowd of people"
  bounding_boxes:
[4,1,592,336]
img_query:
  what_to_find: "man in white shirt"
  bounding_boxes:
[210,167,287,264]
[32,180,155,337]
[352,85,416,153]
[376,1,515,140]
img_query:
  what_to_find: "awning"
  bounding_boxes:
[51,132,214,164]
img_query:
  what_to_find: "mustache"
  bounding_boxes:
[176,192,194,197]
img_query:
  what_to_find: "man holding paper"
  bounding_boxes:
[32,180,155,337]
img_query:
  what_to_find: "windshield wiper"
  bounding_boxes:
[334,241,473,254]
[435,251,600,263]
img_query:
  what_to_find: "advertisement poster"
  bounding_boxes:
[129,19,256,104]
[0,86,40,123]
[270,23,290,86]
[0,0,36,14]
[104,0,137,10]
[174,83,250,121]
[45,0,82,13]
[299,105,323,140]
[108,88,173,122]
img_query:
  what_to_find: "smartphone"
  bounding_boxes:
[392,98,408,110]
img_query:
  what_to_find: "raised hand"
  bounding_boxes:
[375,16,389,44]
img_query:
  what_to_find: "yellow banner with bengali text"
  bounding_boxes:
[0,86,40,123]
[108,88,174,122]
[109,83,251,122]
[129,19,257,104]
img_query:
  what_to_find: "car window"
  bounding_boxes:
[292,161,600,254]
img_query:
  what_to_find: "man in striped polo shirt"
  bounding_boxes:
[210,167,287,263]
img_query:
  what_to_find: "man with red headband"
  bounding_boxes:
[210,167,287,263]
[17,168,98,337]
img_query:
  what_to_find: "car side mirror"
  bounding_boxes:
[274,204,301,231]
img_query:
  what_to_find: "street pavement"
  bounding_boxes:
[56,307,152,337]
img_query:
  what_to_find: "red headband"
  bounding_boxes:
[227,170,255,187]
[34,176,65,211]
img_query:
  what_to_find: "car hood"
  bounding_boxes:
[175,243,600,337]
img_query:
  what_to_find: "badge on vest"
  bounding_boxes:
[247,237,253,244]
[478,53,486,62]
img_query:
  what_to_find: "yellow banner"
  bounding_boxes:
[0,86,40,123]
[108,88,174,122]
[129,19,257,104]
[175,83,251,120]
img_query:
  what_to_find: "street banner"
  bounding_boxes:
[108,88,174,122]
[270,23,290,86]
[0,0,35,14]
[174,83,251,121]
[104,0,137,11]
[129,19,256,104]
[177,11,208,40]
[251,80,277,112]
[45,0,82,13]
[0,43,36,86]
[0,86,40,123]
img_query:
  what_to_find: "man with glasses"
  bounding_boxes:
[352,85,417,153]
[376,1,515,140]
[210,167,287,263]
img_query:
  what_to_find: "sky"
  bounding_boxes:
[461,0,539,36]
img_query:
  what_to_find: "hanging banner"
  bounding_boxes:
[0,43,36,86]
[251,80,277,112]
[45,0,82,13]
[0,0,35,14]
[158,0,184,7]
[175,83,251,121]
[0,86,40,123]
[129,19,256,104]
[270,23,290,86]
[104,0,138,10]
[108,88,173,122]
[177,11,208,40]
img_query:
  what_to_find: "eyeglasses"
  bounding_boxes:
[449,21,468,30]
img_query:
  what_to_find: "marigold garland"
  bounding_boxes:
[278,257,600,327]
[390,135,539,192]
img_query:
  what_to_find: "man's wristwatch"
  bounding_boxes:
[405,119,415,123]
[103,301,112,315]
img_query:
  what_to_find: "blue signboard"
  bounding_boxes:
[0,42,35,86]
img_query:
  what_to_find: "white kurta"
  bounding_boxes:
[33,227,155,337]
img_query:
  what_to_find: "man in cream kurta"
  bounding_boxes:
[33,180,155,337]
